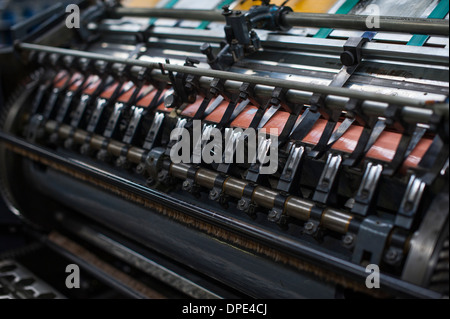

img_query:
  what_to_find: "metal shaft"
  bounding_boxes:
[283,13,450,36]
[42,120,353,235]
[112,8,449,36]
[17,43,448,121]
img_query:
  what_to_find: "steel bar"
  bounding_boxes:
[111,8,449,36]
[283,13,450,36]
[17,43,449,121]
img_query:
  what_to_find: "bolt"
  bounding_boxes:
[385,248,399,262]
[115,157,126,167]
[342,234,354,247]
[304,221,314,231]
[268,209,278,220]
[136,163,145,175]
[80,144,90,155]
[222,5,232,15]
[279,215,289,228]
[182,180,191,191]
[209,189,219,201]
[158,170,168,182]
[237,199,248,211]
[97,150,108,161]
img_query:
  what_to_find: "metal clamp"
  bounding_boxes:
[312,153,342,204]
[351,162,383,217]
[268,193,289,228]
[182,166,201,196]
[352,216,393,265]
[122,106,144,145]
[237,183,257,219]
[209,174,229,208]
[340,32,375,67]
[276,143,304,194]
[395,174,426,230]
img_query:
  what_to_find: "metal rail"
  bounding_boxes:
[17,43,449,122]
[111,8,450,36]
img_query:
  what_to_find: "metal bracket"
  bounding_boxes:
[165,58,199,109]
[143,112,166,151]
[122,106,144,145]
[217,128,243,174]
[395,174,426,230]
[201,4,292,70]
[340,31,375,67]
[26,114,45,143]
[351,162,383,217]
[30,80,52,115]
[268,193,289,228]
[182,166,201,197]
[352,216,393,265]
[103,102,125,138]
[312,153,342,204]
[237,183,257,219]
[209,174,229,208]
[43,86,63,119]
[86,98,108,133]
[276,144,304,194]
[70,94,90,128]
[245,135,273,183]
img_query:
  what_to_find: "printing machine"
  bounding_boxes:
[0,0,448,299]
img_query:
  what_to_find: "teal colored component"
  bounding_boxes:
[149,0,180,26]
[196,0,235,29]
[407,0,449,46]
[313,0,360,38]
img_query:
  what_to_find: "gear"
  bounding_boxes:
[428,235,449,296]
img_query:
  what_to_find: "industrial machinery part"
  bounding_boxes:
[0,260,64,299]
[0,0,448,298]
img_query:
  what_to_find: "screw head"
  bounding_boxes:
[237,199,248,211]
[385,248,398,261]
[182,180,191,191]
[136,163,145,174]
[80,144,90,155]
[209,189,219,200]
[146,177,154,186]
[304,221,314,231]
[97,150,107,161]
[268,209,281,223]
[342,234,354,246]
[115,157,126,167]
[157,170,167,182]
